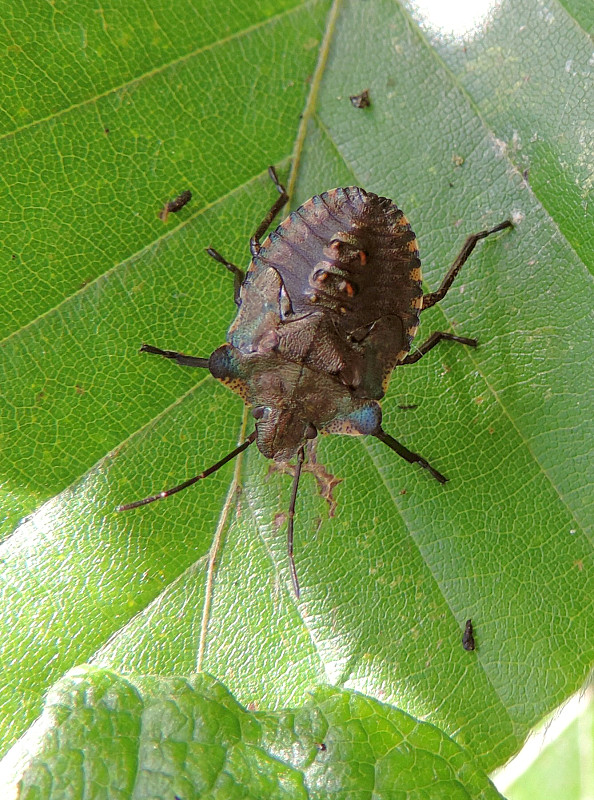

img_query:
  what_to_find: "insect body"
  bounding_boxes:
[118,167,511,596]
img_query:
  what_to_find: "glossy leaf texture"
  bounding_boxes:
[0,0,592,786]
[2,668,504,799]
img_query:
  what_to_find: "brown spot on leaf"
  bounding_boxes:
[273,512,287,531]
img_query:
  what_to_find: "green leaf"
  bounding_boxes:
[2,668,503,799]
[492,689,594,799]
[1,0,592,785]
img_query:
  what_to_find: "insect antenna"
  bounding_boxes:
[287,445,305,598]
[116,431,257,511]
[139,343,210,369]
[374,428,447,484]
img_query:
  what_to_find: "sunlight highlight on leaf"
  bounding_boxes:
[409,0,501,36]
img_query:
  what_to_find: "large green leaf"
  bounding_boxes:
[1,0,592,786]
[2,668,504,799]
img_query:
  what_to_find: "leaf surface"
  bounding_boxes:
[3,668,504,799]
[0,0,592,782]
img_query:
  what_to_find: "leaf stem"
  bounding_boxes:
[288,0,344,198]
[197,409,251,671]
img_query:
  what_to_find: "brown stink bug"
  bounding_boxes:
[118,167,512,596]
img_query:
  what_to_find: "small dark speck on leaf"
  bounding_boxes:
[160,190,192,221]
[462,619,475,651]
[350,89,371,108]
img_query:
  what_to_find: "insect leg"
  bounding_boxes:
[249,166,289,257]
[139,343,210,369]
[421,220,512,310]
[287,445,305,598]
[205,247,244,306]
[116,431,257,511]
[399,331,477,365]
[374,428,447,483]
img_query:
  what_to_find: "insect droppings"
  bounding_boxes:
[159,189,192,221]
[350,89,371,108]
[462,619,475,651]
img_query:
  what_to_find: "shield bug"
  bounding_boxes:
[118,167,511,596]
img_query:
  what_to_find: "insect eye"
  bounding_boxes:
[252,405,271,421]
[304,423,317,440]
